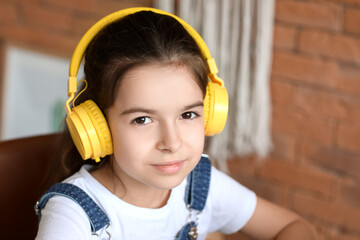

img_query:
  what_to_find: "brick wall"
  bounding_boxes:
[227,1,360,240]
[0,0,359,239]
[0,0,152,57]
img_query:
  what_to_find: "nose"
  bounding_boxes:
[156,122,182,153]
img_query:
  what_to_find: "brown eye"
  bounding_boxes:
[181,112,199,119]
[132,117,151,125]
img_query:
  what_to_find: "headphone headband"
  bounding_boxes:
[69,8,214,78]
[66,8,225,114]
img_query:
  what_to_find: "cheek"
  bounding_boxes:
[110,124,156,162]
[196,121,206,152]
[111,128,146,154]
[195,130,205,151]
[183,121,205,150]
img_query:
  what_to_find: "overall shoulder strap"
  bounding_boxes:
[185,154,212,211]
[35,182,110,234]
[177,154,212,240]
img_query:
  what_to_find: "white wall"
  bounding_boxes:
[0,46,82,140]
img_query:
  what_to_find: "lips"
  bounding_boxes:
[151,160,185,174]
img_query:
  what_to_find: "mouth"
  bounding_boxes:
[151,160,185,174]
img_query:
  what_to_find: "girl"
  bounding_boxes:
[35,8,317,240]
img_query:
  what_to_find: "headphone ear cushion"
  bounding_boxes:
[203,82,229,136]
[66,100,113,161]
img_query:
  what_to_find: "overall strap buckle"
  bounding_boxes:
[177,154,212,240]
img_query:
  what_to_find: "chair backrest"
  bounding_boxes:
[0,133,60,240]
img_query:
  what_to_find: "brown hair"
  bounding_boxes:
[44,10,208,190]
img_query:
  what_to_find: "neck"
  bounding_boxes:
[91,162,171,209]
[120,183,171,208]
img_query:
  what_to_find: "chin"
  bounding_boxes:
[151,173,188,190]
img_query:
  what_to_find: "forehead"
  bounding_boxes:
[114,64,203,109]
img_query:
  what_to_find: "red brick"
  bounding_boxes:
[293,87,360,123]
[55,0,153,36]
[337,65,360,96]
[326,0,360,6]
[273,24,297,50]
[228,160,290,207]
[275,1,342,31]
[21,2,74,33]
[245,177,289,206]
[270,132,298,161]
[229,169,290,206]
[336,178,360,208]
[43,0,102,14]
[227,155,292,206]
[72,15,99,37]
[299,30,360,65]
[259,158,334,196]
[227,155,257,176]
[272,107,335,145]
[300,141,360,181]
[270,78,294,106]
[44,0,152,16]
[338,123,360,154]
[0,23,76,57]
[93,1,153,17]
[272,51,338,89]
[294,192,360,232]
[5,0,41,2]
[0,2,17,23]
[345,8,360,35]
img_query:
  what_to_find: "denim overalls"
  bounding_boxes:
[35,155,212,240]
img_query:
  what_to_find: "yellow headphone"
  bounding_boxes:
[65,7,229,162]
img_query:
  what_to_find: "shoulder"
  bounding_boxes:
[205,162,257,234]
[36,166,102,239]
[36,195,91,239]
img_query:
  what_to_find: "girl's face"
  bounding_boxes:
[107,64,205,192]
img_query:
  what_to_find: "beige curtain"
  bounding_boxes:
[154,0,275,171]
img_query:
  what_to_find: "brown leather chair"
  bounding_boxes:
[0,133,60,240]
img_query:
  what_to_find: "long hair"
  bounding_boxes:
[44,10,208,190]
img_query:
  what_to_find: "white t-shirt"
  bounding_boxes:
[36,164,257,240]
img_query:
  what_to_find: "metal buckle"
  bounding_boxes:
[186,204,199,240]
[188,225,198,240]
[91,222,112,240]
[34,201,40,215]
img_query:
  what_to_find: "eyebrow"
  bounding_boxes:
[120,101,204,116]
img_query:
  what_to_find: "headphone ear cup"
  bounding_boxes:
[203,82,229,136]
[66,100,113,161]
